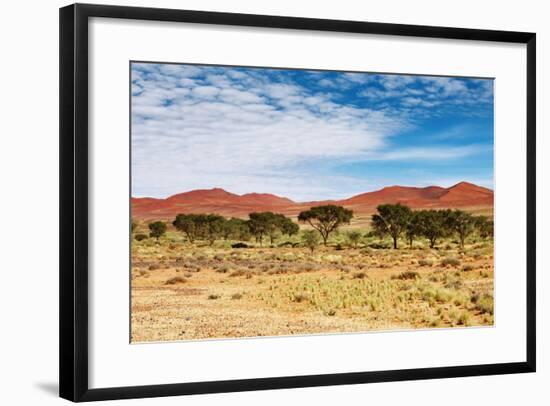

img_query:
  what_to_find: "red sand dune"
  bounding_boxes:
[131,182,493,220]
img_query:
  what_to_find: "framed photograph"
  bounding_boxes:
[59,3,536,402]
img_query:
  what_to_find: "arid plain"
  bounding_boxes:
[131,182,494,342]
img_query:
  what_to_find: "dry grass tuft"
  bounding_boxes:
[393,271,420,280]
[441,257,461,267]
[164,276,186,285]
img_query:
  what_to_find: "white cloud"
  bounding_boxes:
[356,74,493,117]
[191,86,220,99]
[366,144,489,161]
[131,64,414,199]
[131,64,492,200]
[263,83,302,99]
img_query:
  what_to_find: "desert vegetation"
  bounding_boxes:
[131,204,494,342]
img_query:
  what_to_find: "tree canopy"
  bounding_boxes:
[222,217,251,241]
[445,210,477,249]
[172,213,224,244]
[173,212,299,246]
[371,203,412,249]
[148,221,167,241]
[298,205,353,246]
[414,209,450,248]
[474,215,494,239]
[248,212,299,245]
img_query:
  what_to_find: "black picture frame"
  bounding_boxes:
[59,3,536,402]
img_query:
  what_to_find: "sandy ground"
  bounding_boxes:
[131,243,494,342]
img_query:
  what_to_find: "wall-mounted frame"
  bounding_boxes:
[60,3,536,402]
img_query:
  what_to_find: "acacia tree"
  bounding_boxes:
[148,221,167,241]
[405,212,421,248]
[446,210,476,249]
[248,212,273,246]
[247,212,299,246]
[298,205,353,246]
[222,218,251,241]
[266,214,282,245]
[276,214,300,237]
[474,215,494,239]
[416,209,449,248]
[172,213,226,244]
[173,214,200,243]
[371,203,412,249]
[202,214,226,245]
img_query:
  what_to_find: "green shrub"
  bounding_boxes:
[135,234,148,241]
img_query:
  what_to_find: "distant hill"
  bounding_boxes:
[131,182,493,220]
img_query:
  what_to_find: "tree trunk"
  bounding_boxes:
[393,237,398,249]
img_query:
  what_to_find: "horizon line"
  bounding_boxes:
[131,181,494,203]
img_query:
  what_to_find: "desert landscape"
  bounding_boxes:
[130,62,494,343]
[131,182,494,342]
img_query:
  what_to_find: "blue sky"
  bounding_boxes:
[131,62,493,201]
